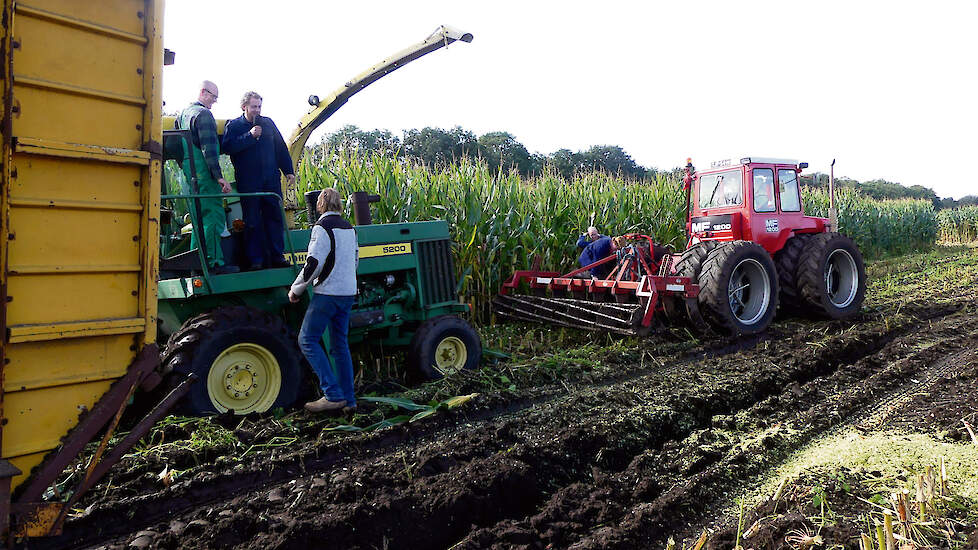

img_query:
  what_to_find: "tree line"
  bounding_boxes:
[318,124,969,208]
[319,124,651,180]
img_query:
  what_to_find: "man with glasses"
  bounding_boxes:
[176,80,239,274]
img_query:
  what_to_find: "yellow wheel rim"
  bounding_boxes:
[434,336,467,376]
[206,343,282,414]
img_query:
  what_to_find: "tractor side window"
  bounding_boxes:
[752,169,776,212]
[778,169,801,212]
[698,169,742,208]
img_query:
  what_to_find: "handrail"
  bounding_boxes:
[161,191,299,282]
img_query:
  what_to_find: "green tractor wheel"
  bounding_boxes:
[408,315,482,380]
[162,306,302,415]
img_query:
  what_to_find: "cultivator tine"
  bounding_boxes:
[494,295,641,336]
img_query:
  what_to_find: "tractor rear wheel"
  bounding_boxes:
[698,241,779,335]
[162,306,302,415]
[774,233,813,314]
[797,232,866,319]
[408,315,482,380]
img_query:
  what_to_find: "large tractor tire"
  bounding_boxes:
[408,315,482,380]
[797,232,866,319]
[697,241,779,335]
[668,241,720,329]
[774,233,813,314]
[162,306,302,415]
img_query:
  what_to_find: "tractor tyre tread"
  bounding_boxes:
[796,232,866,319]
[774,233,813,314]
[408,315,482,381]
[162,306,301,415]
[670,241,720,331]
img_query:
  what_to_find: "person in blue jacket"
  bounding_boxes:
[222,91,296,270]
[576,226,616,278]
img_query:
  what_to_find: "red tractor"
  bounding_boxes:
[496,157,866,336]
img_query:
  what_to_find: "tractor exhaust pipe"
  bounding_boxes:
[829,159,837,231]
[303,190,320,226]
[351,191,381,226]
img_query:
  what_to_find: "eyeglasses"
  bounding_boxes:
[204,89,218,99]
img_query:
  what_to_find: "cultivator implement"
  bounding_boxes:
[495,235,701,336]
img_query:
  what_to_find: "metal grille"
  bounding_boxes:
[417,239,457,306]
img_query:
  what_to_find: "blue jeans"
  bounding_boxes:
[298,294,356,406]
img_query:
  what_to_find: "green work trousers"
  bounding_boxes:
[182,151,226,268]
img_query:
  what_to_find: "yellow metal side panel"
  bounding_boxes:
[10,155,143,205]
[7,273,141,325]
[1,0,163,491]
[6,452,47,493]
[13,14,145,98]
[4,335,133,391]
[6,208,141,269]
[11,87,145,150]
[17,0,148,36]
[1,379,114,458]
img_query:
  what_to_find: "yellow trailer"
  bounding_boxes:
[0,0,184,539]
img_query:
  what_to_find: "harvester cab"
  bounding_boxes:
[497,157,867,339]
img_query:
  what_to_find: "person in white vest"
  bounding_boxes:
[289,188,360,413]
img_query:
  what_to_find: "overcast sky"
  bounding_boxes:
[163,1,977,199]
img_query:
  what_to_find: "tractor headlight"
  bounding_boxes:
[384,274,396,287]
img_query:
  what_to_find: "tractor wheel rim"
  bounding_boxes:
[825,249,858,307]
[727,258,770,325]
[434,336,467,376]
[207,343,282,414]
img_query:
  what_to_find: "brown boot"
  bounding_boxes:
[304,397,347,413]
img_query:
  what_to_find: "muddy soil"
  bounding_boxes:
[26,248,978,550]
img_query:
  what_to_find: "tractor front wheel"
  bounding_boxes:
[668,240,720,329]
[797,232,866,319]
[697,241,779,335]
[408,316,482,380]
[162,306,302,415]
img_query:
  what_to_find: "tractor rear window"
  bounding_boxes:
[699,170,743,208]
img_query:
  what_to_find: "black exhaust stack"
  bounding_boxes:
[351,191,381,226]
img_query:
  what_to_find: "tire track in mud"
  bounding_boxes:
[560,307,978,550]
[72,304,965,550]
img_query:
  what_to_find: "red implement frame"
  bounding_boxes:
[498,234,699,332]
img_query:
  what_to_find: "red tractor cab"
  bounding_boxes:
[687,158,827,254]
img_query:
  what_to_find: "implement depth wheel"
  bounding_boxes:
[698,241,779,335]
[409,315,482,380]
[797,232,866,319]
[163,306,301,415]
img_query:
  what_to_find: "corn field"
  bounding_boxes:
[800,187,937,258]
[298,151,686,324]
[296,151,939,322]
[937,206,978,243]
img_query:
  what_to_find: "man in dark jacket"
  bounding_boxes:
[222,91,296,270]
[576,226,616,278]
